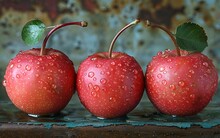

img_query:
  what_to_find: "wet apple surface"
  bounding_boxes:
[3,48,75,115]
[77,52,144,118]
[146,49,218,116]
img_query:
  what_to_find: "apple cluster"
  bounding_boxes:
[2,19,219,118]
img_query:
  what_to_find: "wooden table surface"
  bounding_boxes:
[0,93,220,138]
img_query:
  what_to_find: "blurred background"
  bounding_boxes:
[0,0,219,100]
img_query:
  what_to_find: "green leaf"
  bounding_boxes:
[21,19,46,45]
[175,22,208,52]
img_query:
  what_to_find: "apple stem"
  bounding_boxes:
[145,20,181,56]
[108,19,140,58]
[40,21,88,56]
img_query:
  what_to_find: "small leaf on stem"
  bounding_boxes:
[175,22,208,52]
[21,19,46,45]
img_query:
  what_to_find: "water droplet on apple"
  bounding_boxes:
[52,84,57,89]
[118,63,122,67]
[122,85,128,91]
[167,59,172,62]
[35,74,39,77]
[16,74,20,79]
[88,83,93,89]
[109,97,113,101]
[120,75,125,78]
[25,65,31,71]
[162,80,167,85]
[47,56,52,59]
[43,86,47,90]
[169,84,176,90]
[157,74,162,79]
[189,69,194,74]
[159,67,165,72]
[48,69,53,73]
[163,71,167,74]
[17,64,22,68]
[169,66,173,69]
[100,71,105,75]
[91,91,97,97]
[190,94,195,99]
[202,62,209,67]
[58,69,64,74]
[17,59,21,63]
[111,62,116,65]
[22,72,26,76]
[109,97,116,102]
[10,64,14,68]
[188,75,192,78]
[206,69,211,74]
[193,65,198,68]
[178,81,185,87]
[96,64,102,68]
[47,76,52,80]
[38,58,42,61]
[49,62,54,66]
[91,57,97,61]
[100,78,107,84]
[106,72,111,75]
[93,77,97,81]
[88,72,94,78]
[122,69,127,72]
[93,85,100,91]
[2,80,6,86]
[133,69,138,74]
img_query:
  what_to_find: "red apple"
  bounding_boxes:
[77,19,144,118]
[3,20,87,116]
[146,49,218,116]
[77,52,144,118]
[145,21,219,116]
[3,48,75,116]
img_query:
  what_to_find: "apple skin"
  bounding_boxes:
[146,49,219,116]
[77,52,144,118]
[3,48,75,116]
